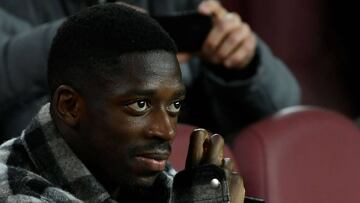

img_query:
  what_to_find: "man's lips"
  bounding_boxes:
[132,151,169,173]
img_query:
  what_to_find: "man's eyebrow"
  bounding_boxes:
[171,88,186,100]
[119,86,186,98]
[122,89,157,96]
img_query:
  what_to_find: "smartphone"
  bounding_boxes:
[151,11,212,52]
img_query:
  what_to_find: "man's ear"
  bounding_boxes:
[52,85,83,127]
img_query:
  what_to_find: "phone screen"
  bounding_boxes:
[152,11,212,52]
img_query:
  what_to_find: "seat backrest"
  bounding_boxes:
[169,123,236,171]
[232,106,360,203]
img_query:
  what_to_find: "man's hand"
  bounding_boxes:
[198,0,256,69]
[186,128,245,203]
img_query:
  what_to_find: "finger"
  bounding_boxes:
[224,32,257,69]
[198,0,227,17]
[202,13,241,59]
[222,157,235,184]
[230,174,246,203]
[176,53,191,63]
[202,134,224,166]
[216,22,251,62]
[222,157,235,172]
[185,128,210,169]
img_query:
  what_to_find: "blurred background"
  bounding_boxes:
[224,0,360,118]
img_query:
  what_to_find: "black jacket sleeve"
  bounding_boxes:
[0,10,63,109]
[0,9,63,139]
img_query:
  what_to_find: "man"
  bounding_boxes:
[0,0,300,142]
[0,4,244,202]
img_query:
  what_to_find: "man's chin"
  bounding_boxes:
[115,173,164,202]
[112,173,169,203]
[131,172,161,187]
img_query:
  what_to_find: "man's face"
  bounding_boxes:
[78,51,185,189]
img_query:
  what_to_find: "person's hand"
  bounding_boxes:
[185,128,245,203]
[198,0,256,70]
[177,53,192,63]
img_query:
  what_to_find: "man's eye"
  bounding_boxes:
[167,101,182,113]
[127,100,149,112]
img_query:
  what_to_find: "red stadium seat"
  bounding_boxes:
[232,106,360,202]
[169,123,236,171]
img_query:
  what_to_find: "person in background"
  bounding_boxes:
[0,0,300,142]
[0,4,244,202]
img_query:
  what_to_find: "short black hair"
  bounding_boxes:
[48,3,177,96]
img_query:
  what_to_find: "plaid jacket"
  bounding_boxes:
[0,104,176,202]
[0,104,229,202]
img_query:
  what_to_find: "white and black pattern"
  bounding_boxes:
[0,103,174,202]
[0,103,233,202]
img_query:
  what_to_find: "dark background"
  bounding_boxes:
[224,0,360,118]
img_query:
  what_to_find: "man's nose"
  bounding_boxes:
[146,108,176,141]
